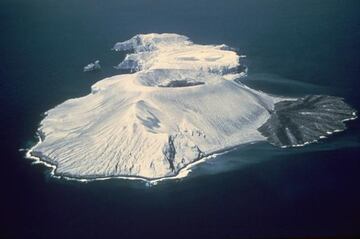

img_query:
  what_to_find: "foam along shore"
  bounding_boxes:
[27,33,357,181]
[26,133,240,186]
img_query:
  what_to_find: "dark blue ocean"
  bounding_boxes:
[1,0,360,238]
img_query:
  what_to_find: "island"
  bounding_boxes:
[28,33,357,181]
[83,60,101,72]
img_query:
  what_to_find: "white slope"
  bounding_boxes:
[31,33,278,180]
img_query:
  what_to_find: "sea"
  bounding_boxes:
[1,0,360,238]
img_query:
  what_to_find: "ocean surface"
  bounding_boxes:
[1,0,360,238]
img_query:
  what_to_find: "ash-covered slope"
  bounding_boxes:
[29,33,356,180]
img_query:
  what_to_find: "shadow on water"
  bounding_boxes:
[239,73,334,97]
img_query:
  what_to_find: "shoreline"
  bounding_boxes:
[25,132,264,186]
[24,112,358,186]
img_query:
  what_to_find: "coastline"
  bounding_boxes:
[25,132,265,186]
[24,110,357,186]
